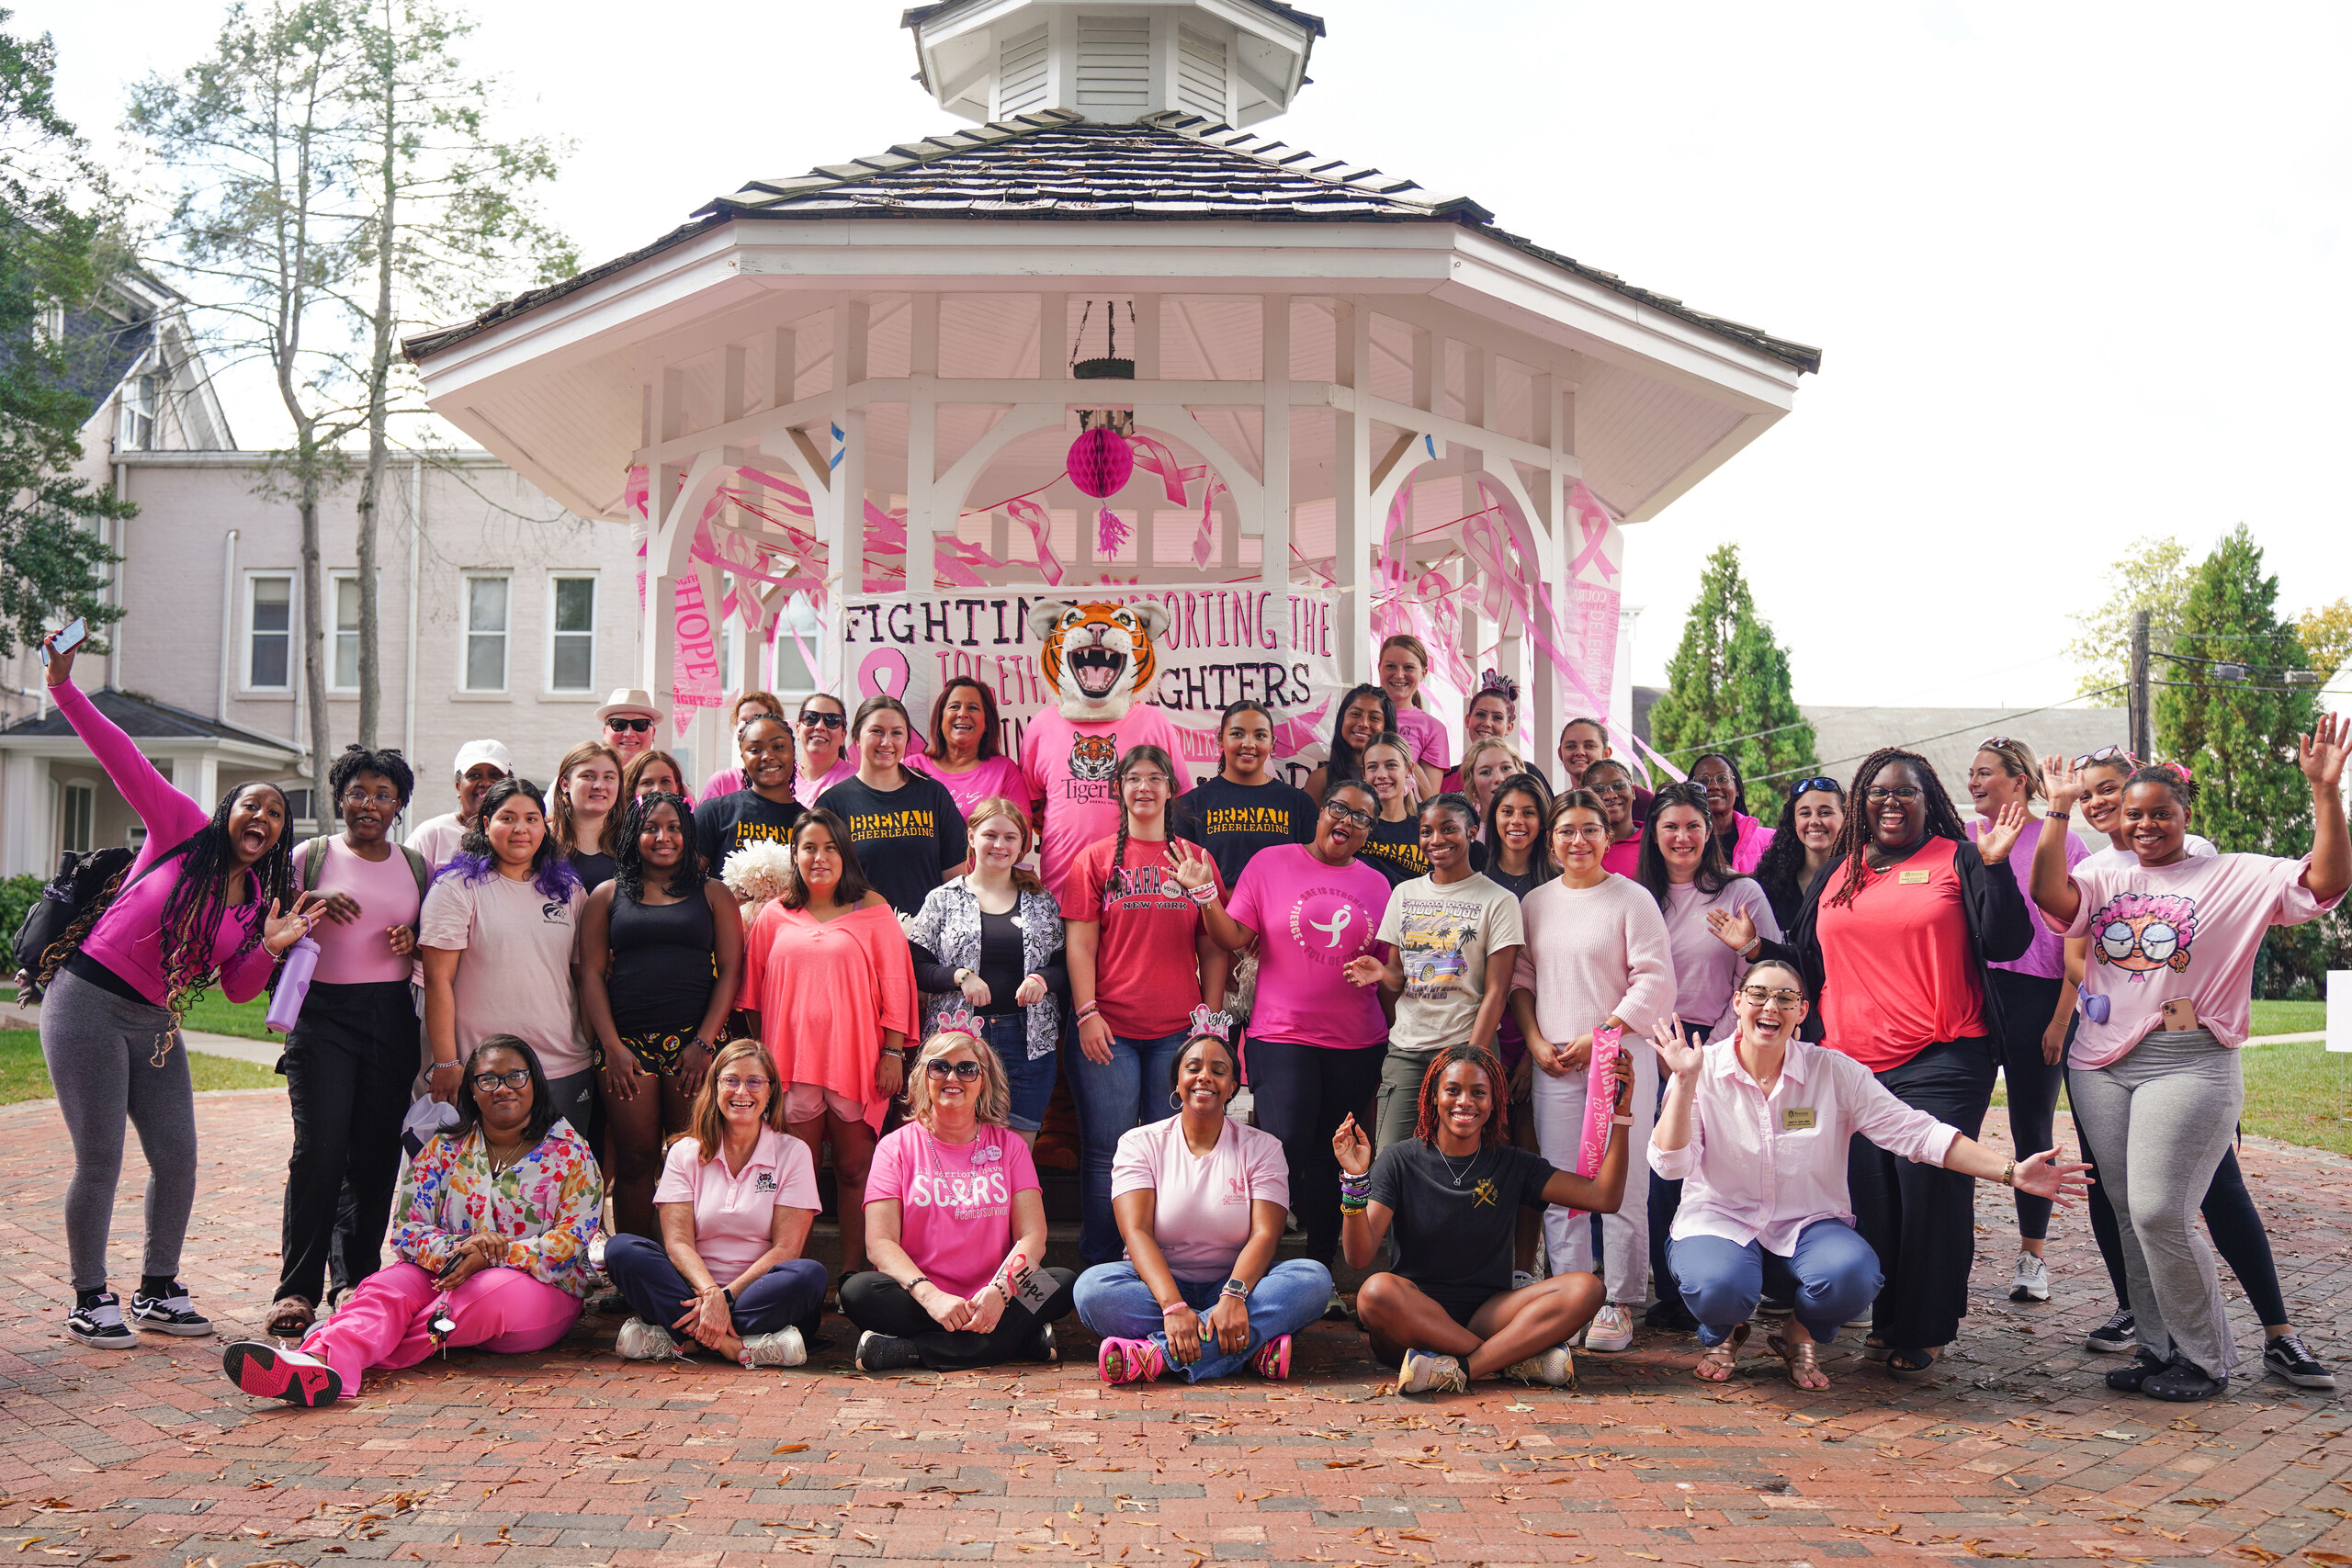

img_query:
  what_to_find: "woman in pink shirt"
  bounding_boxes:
[1688,753,1775,876]
[845,1028,1076,1371]
[1648,961,2086,1391]
[1585,759,1645,878]
[38,633,317,1348]
[906,676,1031,828]
[1377,635,1450,801]
[2032,725,2348,1403]
[605,1040,825,1368]
[792,693,857,800]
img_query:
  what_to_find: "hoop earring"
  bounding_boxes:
[1168,1089,1182,1112]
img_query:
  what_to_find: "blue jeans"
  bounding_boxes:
[978,1014,1057,1134]
[1073,1258,1333,1382]
[1067,1028,1188,1264]
[1667,1219,1883,1348]
[603,1233,828,1337]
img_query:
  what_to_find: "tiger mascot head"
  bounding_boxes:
[1026,599,1170,723]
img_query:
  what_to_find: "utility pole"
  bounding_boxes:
[2128,608,2152,761]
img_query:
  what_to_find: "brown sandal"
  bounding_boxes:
[265,1295,315,1340]
[1693,1320,1749,1382]
[1769,1332,1829,1391]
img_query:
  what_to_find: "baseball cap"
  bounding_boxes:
[451,739,514,777]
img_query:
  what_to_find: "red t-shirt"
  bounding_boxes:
[1066,834,1225,1041]
[1814,835,1986,1071]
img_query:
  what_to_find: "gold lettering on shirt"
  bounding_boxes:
[843,810,935,841]
[1203,806,1295,836]
[1781,1107,1816,1132]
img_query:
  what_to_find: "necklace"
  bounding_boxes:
[484,1135,529,1175]
[1435,1142,1484,1188]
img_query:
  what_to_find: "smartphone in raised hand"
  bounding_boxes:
[40,618,86,666]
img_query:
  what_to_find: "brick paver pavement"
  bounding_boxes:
[0,1088,2346,1567]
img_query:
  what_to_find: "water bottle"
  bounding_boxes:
[265,936,320,1033]
[2082,994,2111,1024]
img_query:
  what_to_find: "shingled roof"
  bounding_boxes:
[405,108,1819,374]
[0,687,300,752]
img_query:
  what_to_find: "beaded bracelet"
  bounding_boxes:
[1186,881,1216,906]
[1340,1196,1368,1215]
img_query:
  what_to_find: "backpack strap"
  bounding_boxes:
[400,845,431,901]
[297,835,331,893]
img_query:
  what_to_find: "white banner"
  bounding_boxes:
[837,588,1346,786]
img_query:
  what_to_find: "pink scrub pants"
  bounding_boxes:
[300,1260,580,1394]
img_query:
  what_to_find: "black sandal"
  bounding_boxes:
[1885,1346,1939,1379]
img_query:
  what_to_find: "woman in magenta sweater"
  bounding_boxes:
[37,632,318,1346]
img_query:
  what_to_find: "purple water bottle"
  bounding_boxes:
[266,936,321,1033]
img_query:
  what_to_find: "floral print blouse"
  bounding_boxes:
[388,1120,604,1299]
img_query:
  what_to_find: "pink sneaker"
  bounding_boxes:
[222,1340,342,1406]
[1250,1334,1293,1380]
[1097,1337,1166,1386]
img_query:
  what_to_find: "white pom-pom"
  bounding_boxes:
[721,839,796,904]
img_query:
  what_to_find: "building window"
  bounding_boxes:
[62,782,94,855]
[464,575,509,691]
[281,787,314,824]
[548,574,595,692]
[248,575,293,690]
[772,592,820,697]
[122,372,159,451]
[331,574,362,690]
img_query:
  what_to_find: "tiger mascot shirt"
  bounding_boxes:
[1020,706,1193,905]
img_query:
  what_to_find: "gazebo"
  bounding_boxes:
[404,0,1818,782]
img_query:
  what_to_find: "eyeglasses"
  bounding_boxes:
[1738,987,1804,1007]
[1790,777,1840,798]
[925,1059,984,1081]
[1123,773,1170,790]
[1322,800,1374,829]
[2075,745,2132,768]
[1862,786,1922,803]
[798,711,845,729]
[341,788,401,807]
[605,716,653,733]
[717,1075,770,1093]
[470,1068,532,1092]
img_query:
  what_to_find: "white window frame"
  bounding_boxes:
[61,781,95,855]
[546,572,598,694]
[328,570,362,692]
[461,573,511,693]
[243,571,295,693]
[770,592,821,700]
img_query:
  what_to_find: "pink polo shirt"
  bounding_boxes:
[652,1126,821,1280]
[1111,1115,1291,1280]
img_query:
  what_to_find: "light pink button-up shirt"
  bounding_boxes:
[1648,1035,1960,1255]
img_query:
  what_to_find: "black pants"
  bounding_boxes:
[1985,969,2069,1241]
[1244,1037,1385,1269]
[1849,1036,1996,1350]
[840,1268,1077,1371]
[275,981,420,1305]
[2067,1076,2288,1328]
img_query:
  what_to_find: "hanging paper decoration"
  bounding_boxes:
[1065,427,1136,557]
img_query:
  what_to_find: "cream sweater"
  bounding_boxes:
[1510,873,1677,1043]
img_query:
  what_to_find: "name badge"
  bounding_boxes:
[1781,1107,1816,1132]
[1898,868,1930,885]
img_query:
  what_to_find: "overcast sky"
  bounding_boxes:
[20,0,2349,715]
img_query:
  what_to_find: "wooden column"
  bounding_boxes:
[905,292,941,598]
[1260,294,1291,594]
[1330,299,1373,685]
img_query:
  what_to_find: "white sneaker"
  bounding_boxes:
[1510,1269,1537,1292]
[2009,1251,2050,1303]
[737,1328,807,1369]
[615,1317,685,1360]
[1504,1343,1576,1388]
[1397,1348,1467,1395]
[1583,1303,1635,1353]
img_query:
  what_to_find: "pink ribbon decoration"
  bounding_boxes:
[1002,497,1065,586]
[1125,434,1204,507]
[1188,474,1228,569]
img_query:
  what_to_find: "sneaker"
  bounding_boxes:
[1098,1336,1165,1386]
[66,1292,131,1348]
[855,1331,922,1372]
[2085,1309,2137,1354]
[736,1328,808,1370]
[2105,1347,2167,1393]
[2262,1334,2335,1391]
[587,1231,608,1270]
[1025,1322,1057,1364]
[221,1341,342,1406]
[1396,1348,1467,1396]
[130,1284,213,1337]
[1583,1303,1635,1353]
[1510,1270,1537,1292]
[1643,1297,1699,1333]
[1504,1343,1576,1388]
[615,1318,686,1361]
[2143,1355,2226,1403]
[586,1288,629,1316]
[1321,1289,1351,1323]
[1250,1334,1293,1381]
[2009,1252,2051,1303]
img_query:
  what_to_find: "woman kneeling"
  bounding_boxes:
[1339,1044,1630,1394]
[220,1036,601,1405]
[843,1027,1077,1371]
[605,1040,827,1368]
[1653,960,2088,1389]
[1076,1020,1332,1384]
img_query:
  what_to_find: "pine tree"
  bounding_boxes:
[1646,544,1819,819]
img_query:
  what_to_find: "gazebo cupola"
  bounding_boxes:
[903,0,1319,128]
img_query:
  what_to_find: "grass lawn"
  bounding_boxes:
[0,1030,277,1106]
[2251,998,2327,1037]
[175,990,277,1040]
[2239,1042,2352,1159]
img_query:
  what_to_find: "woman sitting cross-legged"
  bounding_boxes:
[220,1035,601,1405]
[843,1026,1078,1371]
[1338,1043,1631,1394]
[605,1040,826,1368]
[1651,959,2090,1390]
[1075,1018,1333,1384]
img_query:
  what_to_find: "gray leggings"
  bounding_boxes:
[2066,1029,2242,1378]
[40,969,199,1291]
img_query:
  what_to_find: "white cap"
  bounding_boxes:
[451,739,514,777]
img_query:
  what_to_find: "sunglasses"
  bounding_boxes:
[925,1058,984,1081]
[798,711,846,729]
[2075,744,2132,768]
[605,716,653,733]
[1979,735,2019,750]
[1790,777,1840,798]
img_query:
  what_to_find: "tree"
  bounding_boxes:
[2066,536,2190,698]
[2295,598,2351,689]
[0,12,129,658]
[1645,543,1820,819]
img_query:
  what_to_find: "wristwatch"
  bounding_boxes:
[1220,1277,1249,1300]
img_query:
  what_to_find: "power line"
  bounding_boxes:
[1747,685,2127,786]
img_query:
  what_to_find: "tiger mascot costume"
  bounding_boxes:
[1028,599,1169,722]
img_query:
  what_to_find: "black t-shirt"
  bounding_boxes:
[567,850,616,893]
[1485,860,1543,900]
[815,772,969,919]
[1367,1139,1560,1309]
[693,789,806,875]
[1359,815,1428,887]
[1171,775,1317,890]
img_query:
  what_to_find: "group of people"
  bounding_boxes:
[30,620,2347,1405]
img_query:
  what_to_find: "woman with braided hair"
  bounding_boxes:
[1336,1043,1632,1394]
[1714,747,2034,1376]
[38,628,320,1346]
